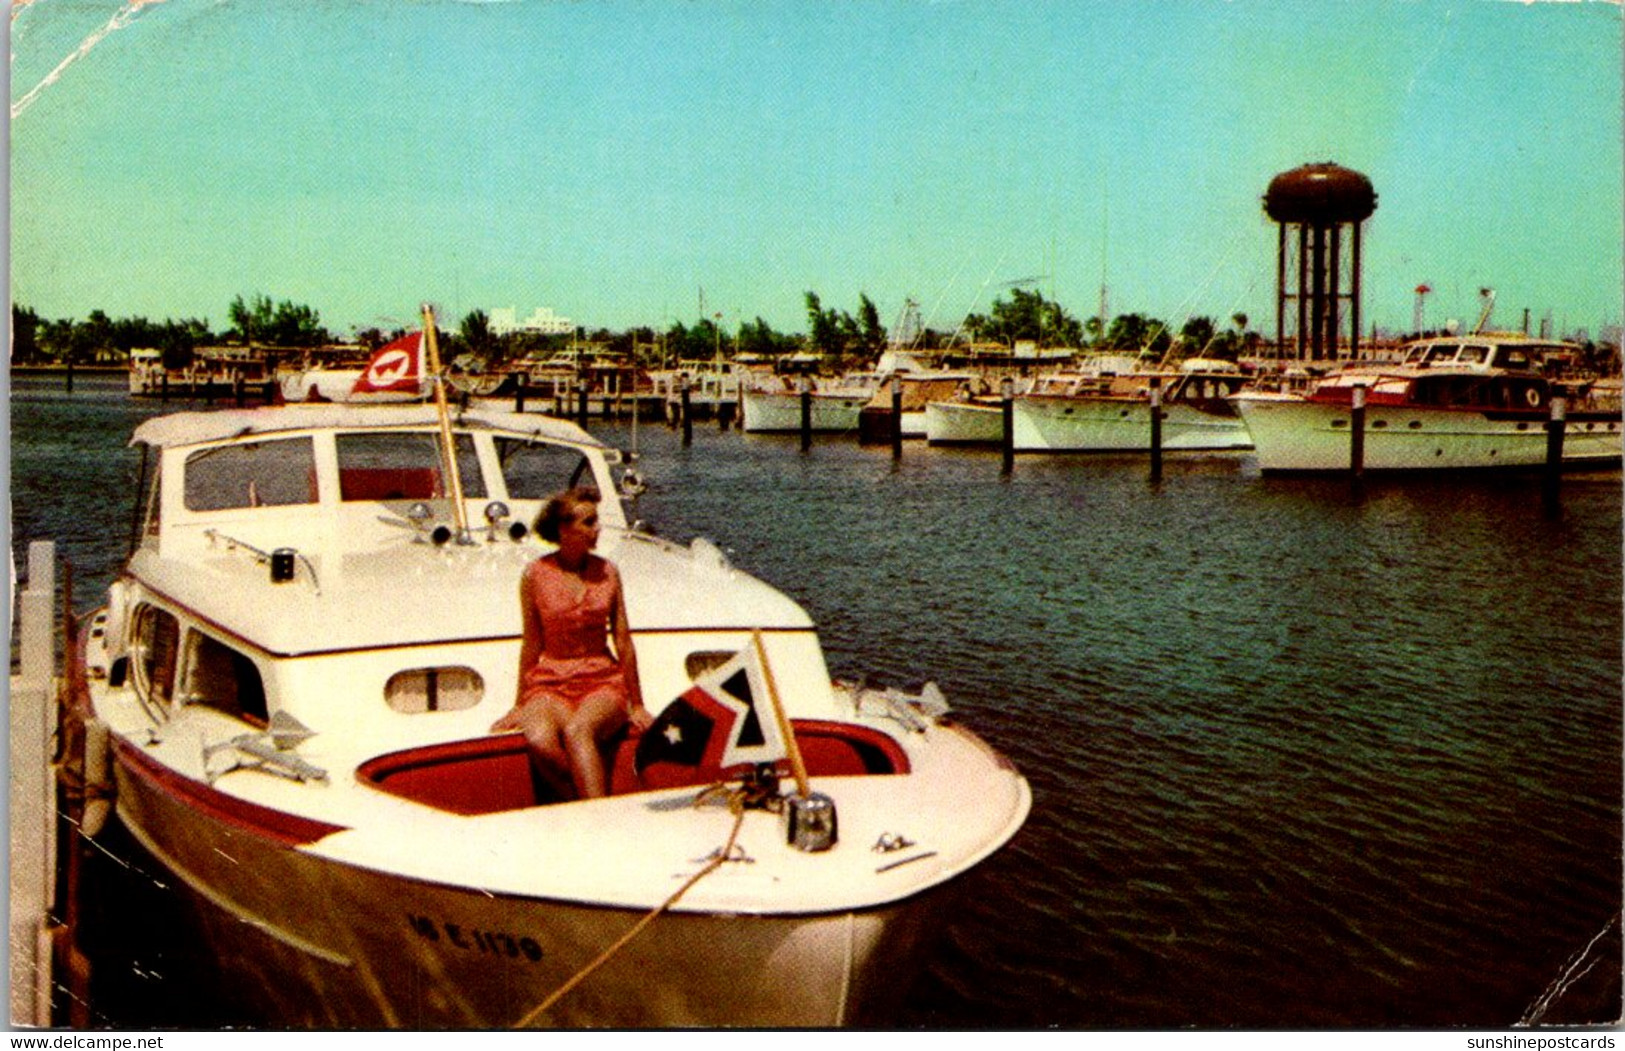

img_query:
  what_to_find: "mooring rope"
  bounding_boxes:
[513,785,752,1028]
[1517,912,1620,1026]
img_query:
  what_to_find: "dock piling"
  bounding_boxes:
[680,376,693,447]
[1544,395,1567,512]
[800,376,812,453]
[891,375,903,460]
[10,542,57,1027]
[1149,377,1163,483]
[1349,385,1367,478]
[1001,377,1015,475]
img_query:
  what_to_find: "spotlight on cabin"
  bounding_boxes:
[406,502,434,543]
[482,501,511,543]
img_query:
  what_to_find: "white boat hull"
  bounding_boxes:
[1012,395,1253,452]
[924,400,1005,445]
[106,729,962,1027]
[1234,393,1624,472]
[741,390,869,433]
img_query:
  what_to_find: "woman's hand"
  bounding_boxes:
[626,705,655,734]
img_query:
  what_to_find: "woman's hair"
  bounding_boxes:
[534,487,601,542]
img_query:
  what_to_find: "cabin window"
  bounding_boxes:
[184,438,317,511]
[384,666,485,713]
[496,439,596,500]
[1457,346,1489,365]
[336,432,486,502]
[129,604,180,710]
[180,632,269,724]
[139,457,163,543]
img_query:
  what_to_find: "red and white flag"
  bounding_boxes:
[351,332,424,395]
[633,645,789,788]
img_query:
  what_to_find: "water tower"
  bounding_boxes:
[1263,162,1377,360]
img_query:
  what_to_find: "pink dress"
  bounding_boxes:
[517,555,629,711]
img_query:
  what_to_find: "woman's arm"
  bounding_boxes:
[609,564,652,731]
[513,565,544,706]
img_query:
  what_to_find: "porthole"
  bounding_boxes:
[1330,419,1347,429]
[385,666,484,713]
[1119,410,1130,418]
[1371,420,1388,429]
[1516,423,1529,432]
[1408,421,1423,430]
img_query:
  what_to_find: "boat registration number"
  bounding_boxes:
[408,913,544,963]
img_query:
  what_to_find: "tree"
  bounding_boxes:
[1178,316,1216,356]
[460,310,496,364]
[805,292,843,362]
[966,288,1083,348]
[11,305,40,363]
[856,294,887,356]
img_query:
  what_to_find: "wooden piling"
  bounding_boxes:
[1148,377,1163,483]
[1544,394,1567,511]
[891,374,903,460]
[800,376,812,453]
[1349,384,1367,478]
[10,542,57,1027]
[1000,378,1014,475]
[576,381,588,426]
[234,370,245,407]
[64,358,74,394]
[680,376,693,446]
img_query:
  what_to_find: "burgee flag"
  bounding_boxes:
[351,332,424,396]
[634,645,788,787]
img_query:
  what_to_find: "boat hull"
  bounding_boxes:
[1012,395,1253,452]
[924,400,1005,445]
[108,739,939,1028]
[741,390,869,433]
[1234,394,1624,472]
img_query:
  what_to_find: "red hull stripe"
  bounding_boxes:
[115,738,347,847]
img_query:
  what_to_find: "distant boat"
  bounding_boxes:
[279,333,430,404]
[1233,334,1623,472]
[1012,359,1254,452]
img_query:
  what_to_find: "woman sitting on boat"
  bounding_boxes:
[491,487,654,798]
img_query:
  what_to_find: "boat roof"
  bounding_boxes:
[131,404,606,450]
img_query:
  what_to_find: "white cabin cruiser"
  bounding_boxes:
[1011,362,1254,453]
[1232,335,1623,473]
[67,401,1031,1027]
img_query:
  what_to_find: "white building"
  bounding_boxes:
[489,306,574,336]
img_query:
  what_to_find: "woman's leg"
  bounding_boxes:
[493,697,574,801]
[562,690,630,799]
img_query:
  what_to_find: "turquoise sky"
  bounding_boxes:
[9,0,1623,340]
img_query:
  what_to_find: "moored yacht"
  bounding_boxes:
[1232,334,1622,472]
[1011,360,1254,453]
[58,315,1031,1028]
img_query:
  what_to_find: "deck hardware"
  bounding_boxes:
[406,502,434,542]
[203,530,320,595]
[203,711,327,785]
[784,792,838,852]
[873,832,915,854]
[482,501,511,542]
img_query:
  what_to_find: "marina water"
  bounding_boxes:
[11,375,1622,1028]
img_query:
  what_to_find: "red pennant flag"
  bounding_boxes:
[351,332,424,395]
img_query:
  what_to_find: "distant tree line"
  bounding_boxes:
[45,289,1621,374]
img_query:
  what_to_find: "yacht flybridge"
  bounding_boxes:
[65,321,1030,1027]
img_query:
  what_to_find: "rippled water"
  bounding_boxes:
[11,375,1622,1028]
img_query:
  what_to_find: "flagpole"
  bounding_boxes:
[752,629,809,798]
[421,303,471,540]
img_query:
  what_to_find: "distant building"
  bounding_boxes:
[490,306,574,336]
